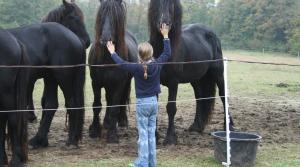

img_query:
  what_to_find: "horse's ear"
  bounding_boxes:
[115,0,122,3]
[62,0,72,15]
[71,0,75,3]
[99,0,103,3]
[63,0,68,6]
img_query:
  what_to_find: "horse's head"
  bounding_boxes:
[96,0,126,47]
[149,0,182,38]
[148,0,182,55]
[61,0,90,48]
[43,0,91,48]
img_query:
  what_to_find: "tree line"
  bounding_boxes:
[0,0,299,55]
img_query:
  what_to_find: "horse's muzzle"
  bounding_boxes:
[158,22,172,30]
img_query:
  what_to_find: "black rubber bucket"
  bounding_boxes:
[211,131,262,167]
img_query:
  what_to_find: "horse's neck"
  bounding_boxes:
[96,42,128,61]
[151,32,180,59]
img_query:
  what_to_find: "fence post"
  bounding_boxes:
[263,48,265,56]
[298,52,299,58]
[222,58,231,167]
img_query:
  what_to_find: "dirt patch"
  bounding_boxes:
[23,96,300,165]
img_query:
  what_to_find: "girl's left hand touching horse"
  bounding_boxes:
[106,41,115,55]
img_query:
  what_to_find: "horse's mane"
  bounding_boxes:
[42,2,84,23]
[95,0,127,59]
[148,0,182,58]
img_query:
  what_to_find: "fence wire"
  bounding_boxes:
[0,58,299,113]
[0,59,299,68]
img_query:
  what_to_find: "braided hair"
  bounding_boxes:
[138,42,153,80]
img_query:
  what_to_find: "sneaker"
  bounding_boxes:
[128,163,135,167]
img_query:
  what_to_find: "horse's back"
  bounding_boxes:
[0,30,21,81]
[181,24,216,61]
[0,30,21,64]
[167,24,222,82]
[9,23,85,65]
[42,22,85,64]
[0,30,23,98]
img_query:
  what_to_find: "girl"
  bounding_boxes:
[106,24,170,167]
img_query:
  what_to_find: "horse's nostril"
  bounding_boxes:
[100,39,106,45]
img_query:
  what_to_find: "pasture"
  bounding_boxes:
[23,50,300,166]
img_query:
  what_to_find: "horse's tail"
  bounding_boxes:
[205,31,224,76]
[123,79,131,111]
[9,41,29,162]
[206,31,224,67]
[204,30,231,130]
[194,72,216,132]
[193,31,224,131]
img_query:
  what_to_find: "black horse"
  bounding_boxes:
[148,0,234,145]
[88,0,138,143]
[0,29,29,167]
[8,0,90,149]
[27,0,90,123]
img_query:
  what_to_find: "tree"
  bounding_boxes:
[212,0,300,54]
[0,0,60,28]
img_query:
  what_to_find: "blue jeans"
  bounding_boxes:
[134,96,158,167]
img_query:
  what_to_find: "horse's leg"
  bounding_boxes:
[29,78,58,149]
[216,75,234,131]
[163,84,178,145]
[103,91,110,129]
[27,81,37,123]
[8,112,27,167]
[189,75,216,133]
[0,114,7,166]
[105,87,122,143]
[58,69,85,147]
[117,80,130,128]
[89,80,102,138]
[118,105,128,128]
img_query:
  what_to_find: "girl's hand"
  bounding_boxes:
[160,23,170,39]
[106,41,115,55]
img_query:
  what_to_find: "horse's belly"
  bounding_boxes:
[161,63,209,84]
[179,64,209,82]
[97,68,130,86]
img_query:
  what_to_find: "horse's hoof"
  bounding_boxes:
[29,136,49,149]
[155,130,160,143]
[27,115,37,123]
[103,120,110,130]
[107,131,119,144]
[163,134,177,146]
[88,123,102,138]
[188,123,204,133]
[118,119,128,128]
[9,157,24,167]
[0,154,8,166]
[63,143,79,150]
[66,138,79,148]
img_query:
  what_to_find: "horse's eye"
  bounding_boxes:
[67,15,76,20]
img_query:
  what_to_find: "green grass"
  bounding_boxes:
[225,50,300,98]
[31,143,300,167]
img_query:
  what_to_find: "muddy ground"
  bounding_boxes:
[19,96,300,165]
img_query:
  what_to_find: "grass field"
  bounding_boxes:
[31,142,300,167]
[29,50,300,167]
